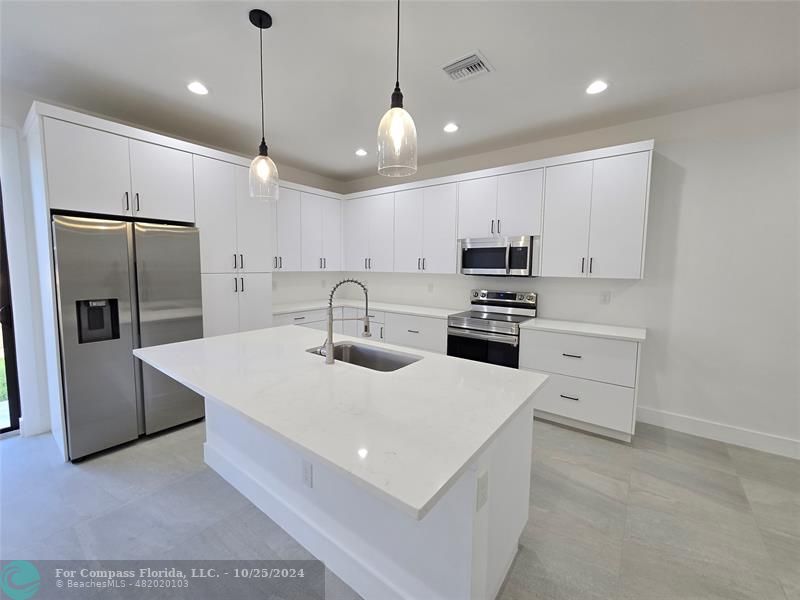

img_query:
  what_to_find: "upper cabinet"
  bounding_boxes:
[44,118,131,216]
[194,156,274,274]
[457,169,543,239]
[43,118,194,221]
[344,193,394,272]
[395,183,457,274]
[541,151,650,279]
[300,192,342,271]
[129,140,194,222]
[273,187,302,272]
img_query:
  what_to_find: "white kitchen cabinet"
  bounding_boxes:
[195,156,238,274]
[541,152,650,279]
[196,159,273,274]
[201,273,272,336]
[43,118,131,215]
[457,177,497,238]
[384,313,446,353]
[274,187,302,271]
[496,169,543,237]
[344,193,394,272]
[458,171,543,239]
[393,189,424,273]
[395,184,457,274]
[273,308,342,334]
[237,273,273,332]
[201,274,240,337]
[342,307,385,340]
[301,192,341,271]
[540,161,593,277]
[235,166,274,273]
[129,139,194,222]
[586,152,650,279]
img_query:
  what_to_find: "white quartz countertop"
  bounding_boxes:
[273,301,646,341]
[273,300,458,320]
[134,326,547,520]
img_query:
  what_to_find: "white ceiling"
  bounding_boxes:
[2,1,798,181]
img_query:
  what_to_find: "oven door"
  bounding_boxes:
[460,238,509,276]
[446,327,520,368]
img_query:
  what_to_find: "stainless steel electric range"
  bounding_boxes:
[446,289,537,369]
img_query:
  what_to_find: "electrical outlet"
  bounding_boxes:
[601,291,612,305]
[302,460,313,488]
[476,471,489,511]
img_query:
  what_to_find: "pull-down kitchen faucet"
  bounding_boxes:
[322,279,371,364]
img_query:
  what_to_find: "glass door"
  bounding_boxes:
[0,181,21,433]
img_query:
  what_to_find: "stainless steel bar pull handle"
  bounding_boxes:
[234,277,238,292]
[234,254,238,269]
[124,192,129,211]
[320,258,323,269]
[240,277,245,292]
[589,257,593,274]
[323,258,327,269]
[581,257,585,273]
[240,254,244,269]
[293,316,305,321]
[368,258,372,269]
[279,256,282,269]
[562,353,582,359]
[560,394,580,401]
[407,329,419,334]
[135,193,140,212]
[273,256,278,269]
[422,257,426,270]
[364,258,367,270]
[491,219,495,234]
[498,219,501,234]
[418,258,421,270]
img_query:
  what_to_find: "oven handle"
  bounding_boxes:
[505,244,511,274]
[447,327,519,347]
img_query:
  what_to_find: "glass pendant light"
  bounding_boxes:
[248,9,279,199]
[377,0,417,177]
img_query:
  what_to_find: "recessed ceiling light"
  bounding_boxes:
[443,122,459,133]
[585,80,608,95]
[187,81,209,95]
[355,148,368,157]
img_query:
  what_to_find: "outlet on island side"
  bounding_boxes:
[302,459,314,488]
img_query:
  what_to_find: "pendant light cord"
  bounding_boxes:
[259,26,265,141]
[395,0,400,86]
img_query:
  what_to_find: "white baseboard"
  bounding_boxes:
[637,406,800,460]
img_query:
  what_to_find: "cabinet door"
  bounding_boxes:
[201,274,239,337]
[497,169,543,237]
[275,187,302,271]
[238,273,273,331]
[343,197,370,272]
[194,156,238,273]
[422,183,458,274]
[321,197,342,271]
[540,161,593,277]
[457,177,497,238]
[129,140,194,222]
[235,166,274,273]
[394,189,424,273]
[367,193,395,272]
[587,152,650,279]
[43,118,131,215]
[300,193,323,271]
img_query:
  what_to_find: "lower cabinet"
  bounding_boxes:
[384,313,446,354]
[342,308,385,341]
[272,308,343,334]
[201,273,273,337]
[520,329,640,440]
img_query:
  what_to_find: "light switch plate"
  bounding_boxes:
[476,471,489,511]
[302,460,314,488]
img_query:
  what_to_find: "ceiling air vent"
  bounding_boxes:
[442,52,492,82]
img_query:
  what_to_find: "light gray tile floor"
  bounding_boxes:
[1,419,797,599]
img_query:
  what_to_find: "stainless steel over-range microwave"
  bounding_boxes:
[459,235,541,277]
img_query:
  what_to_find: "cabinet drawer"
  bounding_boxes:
[532,373,634,434]
[384,313,446,353]
[520,330,637,387]
[272,309,328,327]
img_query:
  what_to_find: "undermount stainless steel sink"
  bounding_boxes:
[307,342,422,372]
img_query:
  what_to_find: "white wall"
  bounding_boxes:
[0,126,50,436]
[272,272,340,306]
[340,89,800,457]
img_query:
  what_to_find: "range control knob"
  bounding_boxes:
[516,294,524,301]
[526,294,535,302]
[479,292,487,299]
[472,291,479,298]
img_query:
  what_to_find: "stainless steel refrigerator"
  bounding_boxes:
[52,215,204,460]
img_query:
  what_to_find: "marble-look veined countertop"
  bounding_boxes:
[134,326,548,519]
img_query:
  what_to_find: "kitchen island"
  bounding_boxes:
[135,325,548,600]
